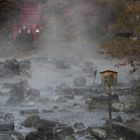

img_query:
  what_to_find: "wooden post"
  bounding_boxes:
[108,86,112,130]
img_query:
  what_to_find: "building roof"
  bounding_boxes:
[100,70,118,74]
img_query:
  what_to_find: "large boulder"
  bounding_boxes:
[25,89,40,101]
[73,77,86,87]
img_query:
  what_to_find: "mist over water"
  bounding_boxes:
[39,0,102,61]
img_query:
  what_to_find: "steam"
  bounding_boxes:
[39,0,101,61]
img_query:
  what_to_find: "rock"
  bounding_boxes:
[0,134,15,140]
[5,113,15,122]
[26,131,47,140]
[64,95,75,100]
[57,135,76,140]
[73,88,85,95]
[113,116,123,123]
[126,118,137,123]
[0,58,31,78]
[10,81,27,99]
[20,109,39,115]
[19,59,31,71]
[74,122,87,134]
[37,119,58,135]
[56,126,75,137]
[56,97,67,103]
[24,115,40,128]
[84,61,93,67]
[87,95,120,110]
[0,119,14,132]
[112,94,119,102]
[26,89,40,101]
[55,83,72,95]
[53,106,58,109]
[3,58,20,75]
[6,97,23,106]
[42,110,54,113]
[82,61,98,74]
[90,128,107,139]
[83,67,95,73]
[74,122,85,130]
[124,103,136,113]
[73,77,86,87]
[112,103,124,112]
[54,59,70,69]
[3,131,25,140]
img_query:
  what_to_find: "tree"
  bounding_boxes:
[0,0,21,26]
[100,0,140,72]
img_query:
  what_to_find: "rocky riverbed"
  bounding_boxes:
[0,57,139,140]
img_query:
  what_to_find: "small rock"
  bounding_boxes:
[64,95,75,100]
[112,103,124,112]
[90,128,107,139]
[6,97,23,106]
[37,119,58,135]
[124,103,136,113]
[54,59,70,69]
[56,126,74,136]
[26,89,40,101]
[74,122,85,130]
[42,110,54,113]
[53,106,58,109]
[113,116,123,123]
[55,83,72,95]
[73,77,86,87]
[74,122,87,134]
[10,80,27,99]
